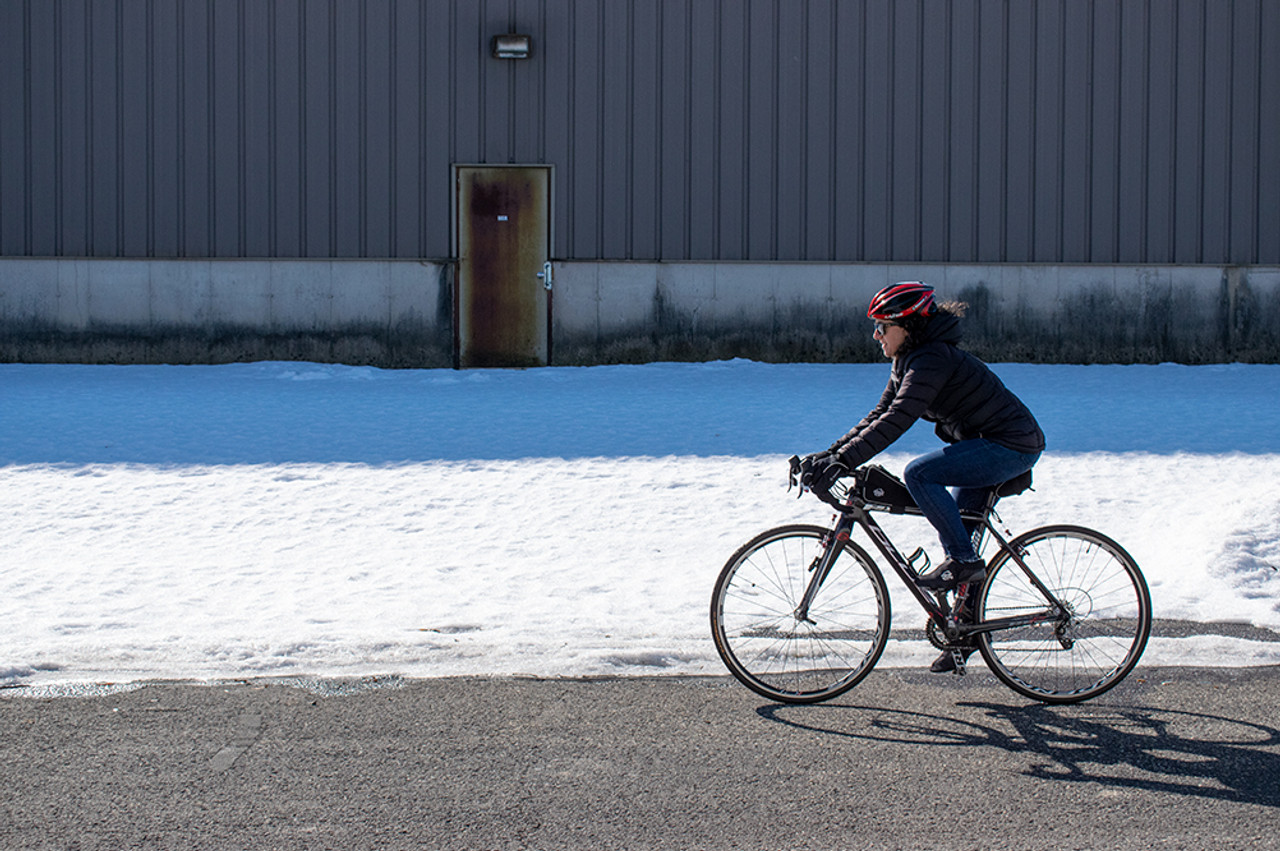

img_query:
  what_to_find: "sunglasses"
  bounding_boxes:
[873,322,899,335]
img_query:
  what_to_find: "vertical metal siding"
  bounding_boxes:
[657,0,690,259]
[1261,0,1280,259]
[2,4,22,251]
[1,0,1276,264]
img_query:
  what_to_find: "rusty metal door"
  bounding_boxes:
[454,166,552,368]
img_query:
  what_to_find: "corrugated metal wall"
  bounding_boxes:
[2,0,1277,264]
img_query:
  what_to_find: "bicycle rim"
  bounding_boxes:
[977,525,1152,704]
[711,525,890,704]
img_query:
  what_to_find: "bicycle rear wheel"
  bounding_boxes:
[711,524,890,704]
[977,524,1151,704]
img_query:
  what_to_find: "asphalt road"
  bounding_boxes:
[4,666,1280,850]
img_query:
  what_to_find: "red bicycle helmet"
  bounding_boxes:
[867,281,936,321]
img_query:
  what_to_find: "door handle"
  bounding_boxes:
[536,261,553,291]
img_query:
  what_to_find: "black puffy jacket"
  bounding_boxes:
[830,312,1045,467]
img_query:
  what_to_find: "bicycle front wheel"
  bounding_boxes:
[711,524,890,704]
[977,525,1151,704]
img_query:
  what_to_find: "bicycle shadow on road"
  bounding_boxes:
[756,701,1280,808]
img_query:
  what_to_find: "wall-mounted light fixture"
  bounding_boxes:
[491,34,532,60]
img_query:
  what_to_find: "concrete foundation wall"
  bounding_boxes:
[0,259,454,367]
[2,258,1277,367]
[553,263,1280,365]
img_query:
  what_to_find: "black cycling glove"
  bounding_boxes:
[808,454,848,494]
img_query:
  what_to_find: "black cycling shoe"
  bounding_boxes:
[930,645,977,673]
[917,558,986,591]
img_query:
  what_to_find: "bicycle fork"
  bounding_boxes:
[794,514,856,625]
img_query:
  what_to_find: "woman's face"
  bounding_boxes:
[874,322,908,358]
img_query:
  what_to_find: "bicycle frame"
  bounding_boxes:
[720,461,1151,703]
[797,494,1072,643]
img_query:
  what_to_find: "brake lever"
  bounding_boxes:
[789,453,846,507]
[809,481,845,509]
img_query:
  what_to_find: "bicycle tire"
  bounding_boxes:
[976,524,1151,704]
[711,524,890,704]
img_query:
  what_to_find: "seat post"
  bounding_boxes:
[969,488,1002,556]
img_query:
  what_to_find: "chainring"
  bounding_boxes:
[925,618,951,651]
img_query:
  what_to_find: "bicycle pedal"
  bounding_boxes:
[908,547,930,571]
[951,650,967,677]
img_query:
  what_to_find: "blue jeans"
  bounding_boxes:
[902,440,1042,563]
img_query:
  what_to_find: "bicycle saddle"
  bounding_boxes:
[994,470,1033,497]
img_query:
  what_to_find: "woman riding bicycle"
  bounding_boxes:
[800,281,1045,671]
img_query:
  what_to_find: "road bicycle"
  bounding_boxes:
[710,458,1152,705]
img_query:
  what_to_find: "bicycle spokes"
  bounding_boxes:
[711,525,891,704]
[977,525,1151,704]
